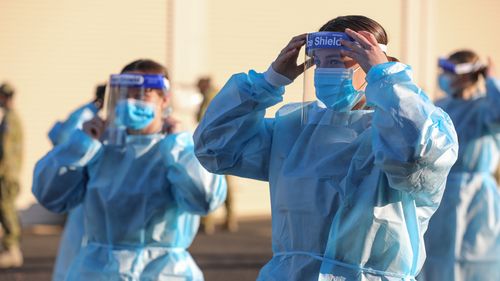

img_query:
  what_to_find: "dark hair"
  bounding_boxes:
[320,15,398,62]
[447,50,486,88]
[0,82,15,98]
[95,84,106,101]
[121,59,169,78]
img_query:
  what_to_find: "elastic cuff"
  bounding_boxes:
[263,65,293,87]
[366,62,407,84]
[66,130,102,161]
[247,70,286,98]
[85,102,99,115]
[365,62,412,108]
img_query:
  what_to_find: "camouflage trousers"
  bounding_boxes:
[0,177,21,250]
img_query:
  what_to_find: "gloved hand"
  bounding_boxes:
[162,116,181,135]
[486,57,496,78]
[271,34,307,81]
[340,28,389,73]
[83,116,106,140]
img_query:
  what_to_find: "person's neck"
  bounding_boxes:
[456,86,479,100]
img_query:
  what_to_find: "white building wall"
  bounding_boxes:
[1,0,500,223]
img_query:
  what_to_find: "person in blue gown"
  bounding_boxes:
[420,50,500,281]
[33,59,226,280]
[47,84,105,281]
[194,16,458,281]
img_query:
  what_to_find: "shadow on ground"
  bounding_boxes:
[0,218,272,281]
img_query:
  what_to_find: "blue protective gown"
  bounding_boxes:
[48,102,98,281]
[420,78,500,281]
[194,62,458,281]
[48,102,98,146]
[33,130,226,281]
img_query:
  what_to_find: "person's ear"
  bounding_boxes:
[160,95,170,109]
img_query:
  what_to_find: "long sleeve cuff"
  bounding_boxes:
[263,65,293,87]
[365,62,416,109]
[65,129,102,165]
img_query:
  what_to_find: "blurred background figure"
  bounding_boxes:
[32,59,227,280]
[47,84,105,281]
[196,77,218,122]
[196,77,238,235]
[420,51,500,281]
[0,82,24,268]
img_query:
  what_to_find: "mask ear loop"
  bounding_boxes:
[351,65,367,91]
[357,80,367,91]
[347,66,367,110]
[351,66,369,109]
[162,106,173,118]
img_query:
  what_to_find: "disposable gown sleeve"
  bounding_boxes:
[48,103,98,146]
[193,70,284,181]
[32,129,102,213]
[482,77,500,131]
[365,62,459,206]
[163,132,227,215]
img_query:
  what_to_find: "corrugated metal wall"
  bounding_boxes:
[1,0,500,221]
[0,0,168,209]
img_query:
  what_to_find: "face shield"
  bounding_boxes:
[437,58,485,96]
[102,73,170,145]
[302,32,365,124]
[438,58,484,75]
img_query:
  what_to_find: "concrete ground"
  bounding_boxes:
[0,218,272,281]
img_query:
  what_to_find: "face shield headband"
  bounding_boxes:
[438,58,485,75]
[306,32,388,56]
[109,74,170,95]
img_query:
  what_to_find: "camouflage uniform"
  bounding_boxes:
[0,108,23,250]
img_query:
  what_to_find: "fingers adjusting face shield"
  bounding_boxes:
[437,58,485,96]
[302,32,370,123]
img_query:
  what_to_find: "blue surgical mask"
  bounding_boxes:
[438,74,454,96]
[314,67,364,111]
[115,99,156,130]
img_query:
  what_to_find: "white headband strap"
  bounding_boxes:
[378,44,388,53]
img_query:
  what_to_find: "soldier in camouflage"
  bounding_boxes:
[0,82,23,268]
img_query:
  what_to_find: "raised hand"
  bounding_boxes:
[340,28,388,73]
[271,34,307,81]
[83,116,106,140]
